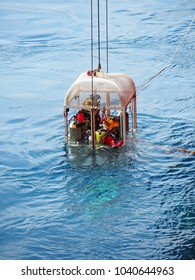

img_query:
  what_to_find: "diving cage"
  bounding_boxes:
[64,72,136,148]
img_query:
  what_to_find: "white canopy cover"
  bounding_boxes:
[64,72,136,109]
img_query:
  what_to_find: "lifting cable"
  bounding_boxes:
[90,0,109,148]
[106,0,109,73]
[135,15,195,155]
[90,0,94,75]
[97,0,101,70]
[90,0,109,73]
[90,0,96,148]
[137,15,195,96]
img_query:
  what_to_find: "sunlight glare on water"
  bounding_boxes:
[0,0,194,260]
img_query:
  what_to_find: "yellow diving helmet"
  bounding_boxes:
[95,129,106,144]
[84,98,92,107]
[103,116,119,130]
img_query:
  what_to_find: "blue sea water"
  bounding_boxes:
[0,0,195,260]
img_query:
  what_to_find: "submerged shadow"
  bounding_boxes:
[63,135,139,171]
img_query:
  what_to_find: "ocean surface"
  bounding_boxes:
[0,0,194,260]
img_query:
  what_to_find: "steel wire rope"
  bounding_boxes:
[136,15,195,96]
[90,0,96,148]
[106,0,109,73]
[97,0,101,70]
[135,15,195,155]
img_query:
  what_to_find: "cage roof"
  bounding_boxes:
[64,72,136,108]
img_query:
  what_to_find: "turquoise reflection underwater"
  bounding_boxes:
[62,142,136,215]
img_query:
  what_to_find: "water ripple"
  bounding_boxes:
[0,0,194,260]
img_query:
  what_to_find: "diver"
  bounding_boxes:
[95,115,123,148]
